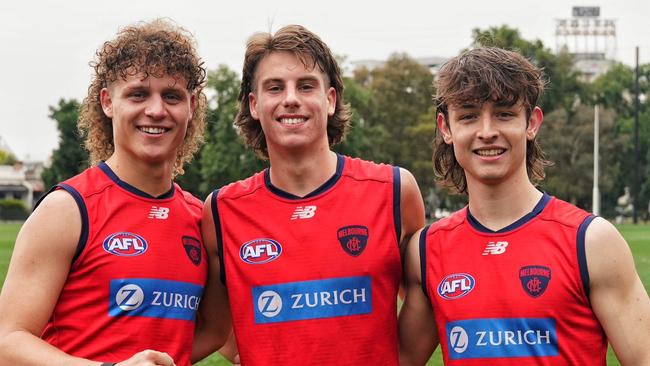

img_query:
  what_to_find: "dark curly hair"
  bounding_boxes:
[433,47,551,194]
[234,24,351,159]
[78,18,207,176]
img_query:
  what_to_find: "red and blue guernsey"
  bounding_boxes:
[213,154,402,365]
[40,162,206,366]
[421,193,607,365]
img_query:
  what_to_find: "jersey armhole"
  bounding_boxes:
[577,215,596,300]
[211,189,226,285]
[419,224,431,299]
[36,184,89,265]
[392,166,401,246]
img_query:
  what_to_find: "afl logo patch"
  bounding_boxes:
[240,239,282,264]
[337,225,369,256]
[437,273,475,300]
[519,265,551,298]
[103,232,148,256]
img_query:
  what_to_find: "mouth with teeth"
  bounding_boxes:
[474,148,506,157]
[278,117,307,125]
[138,126,169,135]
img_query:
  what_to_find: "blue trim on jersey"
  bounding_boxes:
[577,215,596,299]
[211,189,226,285]
[98,161,174,199]
[57,183,89,264]
[419,225,431,299]
[264,154,344,199]
[467,193,551,233]
[393,166,402,245]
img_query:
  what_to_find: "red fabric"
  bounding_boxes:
[41,165,205,365]
[216,156,401,365]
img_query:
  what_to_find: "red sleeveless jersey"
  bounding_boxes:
[421,194,606,365]
[213,155,402,365]
[40,162,206,366]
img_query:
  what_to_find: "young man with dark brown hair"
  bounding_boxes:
[399,47,650,365]
[201,24,425,365]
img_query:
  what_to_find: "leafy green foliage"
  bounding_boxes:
[40,99,89,189]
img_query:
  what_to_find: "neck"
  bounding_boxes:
[267,147,337,198]
[466,170,543,231]
[105,154,174,197]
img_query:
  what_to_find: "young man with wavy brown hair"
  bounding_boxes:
[398,47,650,365]
[201,24,424,365]
[0,19,229,366]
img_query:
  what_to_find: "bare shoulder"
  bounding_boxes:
[585,217,634,287]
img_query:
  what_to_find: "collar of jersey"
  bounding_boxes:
[466,192,551,233]
[98,161,175,199]
[264,153,344,200]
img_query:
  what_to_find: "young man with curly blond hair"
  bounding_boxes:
[0,19,229,366]
[398,47,650,365]
[200,24,425,365]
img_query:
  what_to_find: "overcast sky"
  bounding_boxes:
[2,0,649,162]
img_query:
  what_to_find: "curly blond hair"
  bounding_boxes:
[78,18,206,176]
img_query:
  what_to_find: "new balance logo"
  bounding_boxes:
[482,241,508,255]
[290,206,317,220]
[148,206,169,219]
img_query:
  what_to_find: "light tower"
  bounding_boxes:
[555,6,617,82]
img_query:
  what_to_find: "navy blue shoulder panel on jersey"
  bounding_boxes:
[393,166,402,246]
[264,154,344,200]
[38,183,89,264]
[98,161,175,199]
[419,224,431,299]
[211,189,226,285]
[467,193,551,233]
[577,215,596,299]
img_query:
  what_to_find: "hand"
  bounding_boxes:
[115,350,176,366]
[231,353,240,366]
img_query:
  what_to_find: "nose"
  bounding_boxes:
[477,114,498,141]
[145,95,167,120]
[282,84,300,108]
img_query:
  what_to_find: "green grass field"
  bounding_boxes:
[0,222,647,365]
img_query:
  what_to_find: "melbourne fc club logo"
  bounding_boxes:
[182,236,202,266]
[519,265,551,298]
[336,225,369,257]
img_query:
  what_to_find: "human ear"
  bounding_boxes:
[526,106,544,140]
[99,88,113,118]
[249,92,259,120]
[437,113,453,144]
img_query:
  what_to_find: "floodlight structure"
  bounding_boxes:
[555,6,617,82]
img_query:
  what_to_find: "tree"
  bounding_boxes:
[540,105,627,214]
[192,65,265,198]
[0,150,17,165]
[41,99,88,189]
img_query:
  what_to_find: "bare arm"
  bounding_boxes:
[398,228,438,365]
[0,190,176,366]
[586,217,650,365]
[191,193,232,363]
[399,168,425,250]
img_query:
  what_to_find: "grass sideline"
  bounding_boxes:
[1,222,647,365]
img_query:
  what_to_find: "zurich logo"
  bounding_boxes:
[103,232,148,256]
[240,238,282,264]
[437,273,475,300]
[449,326,469,354]
[257,290,283,318]
[115,284,144,311]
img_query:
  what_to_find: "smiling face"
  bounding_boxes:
[100,71,196,166]
[437,100,543,188]
[248,51,336,157]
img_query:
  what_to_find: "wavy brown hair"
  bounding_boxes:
[433,47,551,194]
[234,24,351,159]
[78,18,206,176]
